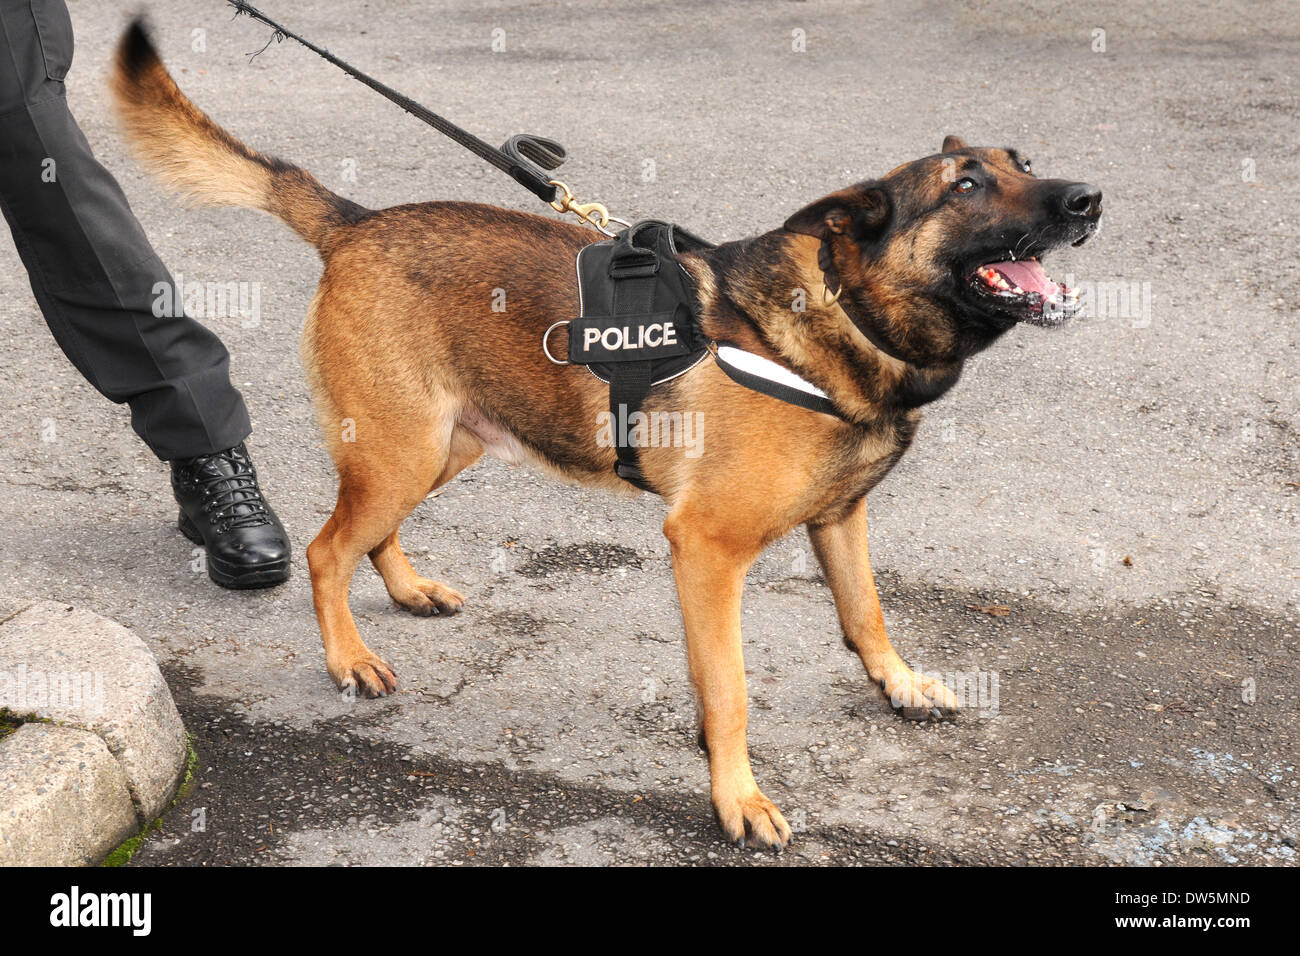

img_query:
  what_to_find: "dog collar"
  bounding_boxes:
[711,341,847,421]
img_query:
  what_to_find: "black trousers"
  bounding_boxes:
[0,0,250,460]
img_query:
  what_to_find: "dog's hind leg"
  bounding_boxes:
[807,497,958,719]
[368,426,482,617]
[306,399,472,698]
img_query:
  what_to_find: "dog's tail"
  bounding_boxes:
[110,18,368,253]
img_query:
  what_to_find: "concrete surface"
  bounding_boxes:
[0,723,138,866]
[0,601,187,821]
[0,0,1295,865]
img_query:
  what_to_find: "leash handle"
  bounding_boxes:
[226,0,562,203]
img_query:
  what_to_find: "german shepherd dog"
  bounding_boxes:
[112,20,1100,848]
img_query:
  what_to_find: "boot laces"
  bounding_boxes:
[190,448,270,531]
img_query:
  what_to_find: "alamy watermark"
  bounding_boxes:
[1047,273,1153,327]
[890,668,1000,717]
[0,665,105,718]
[596,404,704,458]
[152,273,262,328]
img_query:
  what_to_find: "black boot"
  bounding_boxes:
[170,442,291,589]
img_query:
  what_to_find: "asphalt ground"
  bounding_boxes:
[0,0,1296,865]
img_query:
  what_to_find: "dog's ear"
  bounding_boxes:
[942,134,969,153]
[784,183,890,242]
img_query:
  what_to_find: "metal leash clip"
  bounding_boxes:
[548,180,630,237]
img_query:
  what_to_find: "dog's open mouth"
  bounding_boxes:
[968,257,1079,325]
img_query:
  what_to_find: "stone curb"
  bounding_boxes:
[0,723,138,866]
[0,600,187,866]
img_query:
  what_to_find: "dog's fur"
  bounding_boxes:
[112,20,1100,848]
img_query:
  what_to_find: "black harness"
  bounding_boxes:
[565,221,711,490]
[225,6,849,493]
[547,221,849,492]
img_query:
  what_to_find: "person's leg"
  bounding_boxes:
[0,1,288,587]
[0,0,250,459]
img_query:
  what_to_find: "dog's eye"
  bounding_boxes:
[952,177,978,194]
[1020,159,1032,174]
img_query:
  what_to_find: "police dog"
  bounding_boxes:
[112,20,1100,849]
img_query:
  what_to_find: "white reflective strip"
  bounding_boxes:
[575,244,591,316]
[715,345,829,399]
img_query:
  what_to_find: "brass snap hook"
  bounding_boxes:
[548,179,612,232]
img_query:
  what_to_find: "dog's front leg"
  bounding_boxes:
[664,508,791,849]
[808,498,958,720]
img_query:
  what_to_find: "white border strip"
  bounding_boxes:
[715,345,829,399]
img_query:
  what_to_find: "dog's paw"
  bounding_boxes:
[875,664,959,721]
[714,788,792,851]
[393,579,465,617]
[332,654,398,699]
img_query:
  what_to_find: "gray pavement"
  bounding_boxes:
[0,0,1296,865]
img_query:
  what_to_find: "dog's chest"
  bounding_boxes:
[813,412,920,518]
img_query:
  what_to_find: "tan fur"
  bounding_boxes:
[106,22,1096,849]
[110,30,357,250]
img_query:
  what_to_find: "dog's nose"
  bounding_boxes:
[1060,183,1102,218]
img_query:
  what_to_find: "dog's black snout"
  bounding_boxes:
[1060,183,1102,218]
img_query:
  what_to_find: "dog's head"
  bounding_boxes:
[784,136,1102,356]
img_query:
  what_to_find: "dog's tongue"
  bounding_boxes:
[989,260,1056,296]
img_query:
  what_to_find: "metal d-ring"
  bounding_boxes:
[599,215,632,238]
[542,320,570,364]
